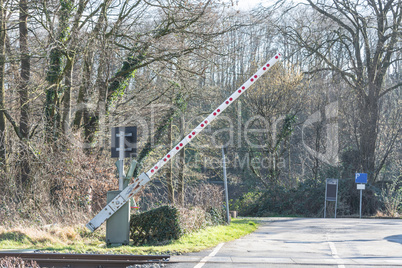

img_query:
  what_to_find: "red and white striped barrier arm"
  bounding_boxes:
[86,53,282,232]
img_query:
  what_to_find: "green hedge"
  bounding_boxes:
[206,207,226,225]
[130,205,226,245]
[232,177,385,217]
[130,206,182,245]
[232,179,326,217]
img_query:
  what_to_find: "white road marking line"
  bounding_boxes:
[328,241,345,268]
[194,243,225,268]
[328,241,338,255]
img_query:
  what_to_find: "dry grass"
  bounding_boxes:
[0,219,257,255]
[0,224,106,250]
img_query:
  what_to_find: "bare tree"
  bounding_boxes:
[0,0,8,172]
[243,64,306,187]
[280,0,402,182]
[19,0,30,186]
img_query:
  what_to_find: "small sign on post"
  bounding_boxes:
[355,173,367,218]
[324,178,338,218]
[356,184,365,190]
[111,126,137,158]
[355,173,368,184]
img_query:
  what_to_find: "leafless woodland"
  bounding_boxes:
[0,0,400,224]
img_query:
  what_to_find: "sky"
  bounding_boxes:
[232,0,307,10]
[231,0,272,10]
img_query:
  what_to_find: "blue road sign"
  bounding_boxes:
[355,173,368,184]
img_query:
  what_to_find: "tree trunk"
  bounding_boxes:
[81,48,102,154]
[19,0,30,186]
[73,52,92,130]
[357,88,378,180]
[177,113,185,206]
[167,119,175,204]
[62,56,73,134]
[45,0,73,143]
[80,0,109,152]
[0,0,8,172]
[45,49,62,143]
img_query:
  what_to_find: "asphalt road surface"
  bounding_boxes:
[169,217,402,267]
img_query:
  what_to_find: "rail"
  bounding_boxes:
[0,252,170,268]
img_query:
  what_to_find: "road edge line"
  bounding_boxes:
[193,243,225,268]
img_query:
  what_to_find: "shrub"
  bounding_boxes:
[377,177,402,217]
[233,178,326,217]
[206,207,227,226]
[130,206,182,245]
[178,207,208,233]
[291,178,325,216]
[0,142,117,227]
[231,192,261,216]
[130,205,227,245]
[138,182,224,212]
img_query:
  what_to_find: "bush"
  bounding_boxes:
[206,207,227,226]
[231,192,261,216]
[130,206,182,245]
[0,141,117,227]
[233,177,397,218]
[377,177,402,217]
[130,205,227,245]
[291,178,325,216]
[255,185,294,216]
[138,182,224,212]
[233,178,326,217]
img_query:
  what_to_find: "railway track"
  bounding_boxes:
[0,252,170,268]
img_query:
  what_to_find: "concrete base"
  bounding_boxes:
[106,190,130,246]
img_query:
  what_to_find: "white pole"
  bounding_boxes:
[222,147,230,224]
[119,130,125,191]
[335,181,338,218]
[324,180,327,218]
[359,189,362,218]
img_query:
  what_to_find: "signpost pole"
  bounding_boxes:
[359,189,362,219]
[335,181,338,219]
[119,130,125,190]
[324,182,327,218]
[355,173,367,219]
[222,147,230,224]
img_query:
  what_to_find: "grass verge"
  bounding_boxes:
[0,219,258,255]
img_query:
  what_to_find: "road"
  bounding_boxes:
[169,217,402,267]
